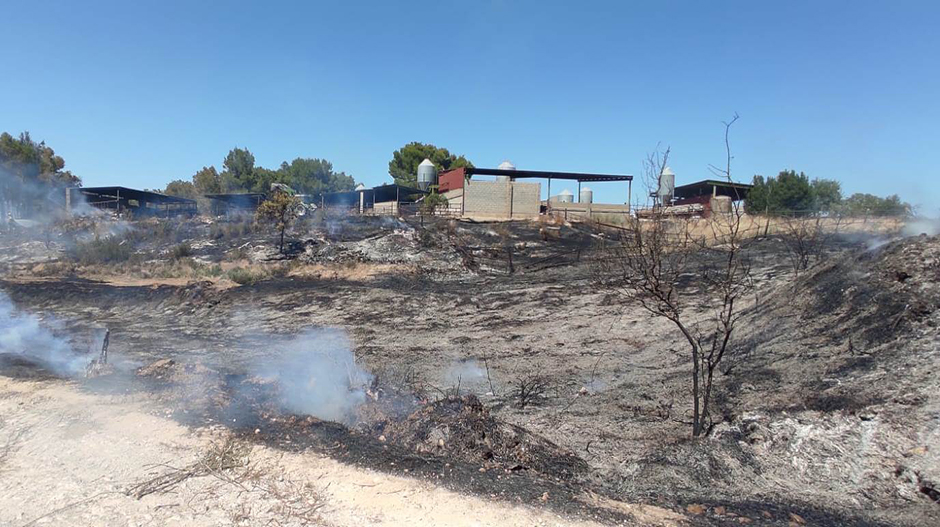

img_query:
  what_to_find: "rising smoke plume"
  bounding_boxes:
[0,291,90,376]
[252,328,373,423]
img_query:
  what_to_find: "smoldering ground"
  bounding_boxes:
[0,290,98,376]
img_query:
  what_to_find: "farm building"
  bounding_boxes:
[68,187,197,217]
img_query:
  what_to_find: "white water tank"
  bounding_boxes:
[558,189,574,203]
[496,160,515,182]
[579,187,593,204]
[417,158,437,191]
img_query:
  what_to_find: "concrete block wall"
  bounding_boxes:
[463,180,510,218]
[510,182,540,218]
[461,180,541,219]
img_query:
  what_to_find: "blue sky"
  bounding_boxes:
[2,1,938,210]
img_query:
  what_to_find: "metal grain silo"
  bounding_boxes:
[417,158,437,191]
[658,166,675,204]
[579,187,593,204]
[558,189,574,203]
[496,160,516,182]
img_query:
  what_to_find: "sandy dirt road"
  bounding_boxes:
[0,377,683,527]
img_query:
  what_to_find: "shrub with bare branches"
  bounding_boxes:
[779,213,839,280]
[594,115,752,437]
[514,374,550,409]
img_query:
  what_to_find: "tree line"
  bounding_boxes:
[744,170,911,217]
[0,132,81,219]
[162,147,356,199]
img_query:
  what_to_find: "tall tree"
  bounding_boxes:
[163,180,198,199]
[388,142,472,187]
[841,193,911,217]
[192,166,222,195]
[0,131,80,219]
[279,158,355,195]
[745,170,814,215]
[810,178,842,213]
[221,147,257,192]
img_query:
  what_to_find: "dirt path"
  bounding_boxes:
[0,377,683,527]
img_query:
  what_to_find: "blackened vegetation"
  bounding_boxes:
[729,234,940,416]
[128,360,616,521]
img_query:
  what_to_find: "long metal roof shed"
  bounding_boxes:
[463,167,634,204]
[673,179,752,201]
[205,193,266,207]
[71,186,197,216]
[321,184,427,209]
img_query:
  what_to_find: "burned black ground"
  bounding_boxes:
[1,216,938,526]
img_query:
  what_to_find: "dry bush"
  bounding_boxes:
[594,116,752,437]
[128,436,327,526]
[73,236,137,265]
[126,436,255,499]
[227,267,265,285]
[514,375,550,409]
[778,214,840,279]
[170,242,194,260]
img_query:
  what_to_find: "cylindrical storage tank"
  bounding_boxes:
[579,187,593,204]
[558,189,574,203]
[658,166,675,204]
[416,158,437,191]
[496,160,515,182]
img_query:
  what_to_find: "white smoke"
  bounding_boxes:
[253,328,372,423]
[0,291,89,375]
[902,218,940,237]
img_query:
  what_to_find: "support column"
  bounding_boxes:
[627,179,632,211]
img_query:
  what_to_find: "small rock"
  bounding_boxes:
[714,506,726,515]
[378,435,386,442]
[686,504,706,515]
[539,492,549,502]
[789,512,805,524]
[737,517,752,524]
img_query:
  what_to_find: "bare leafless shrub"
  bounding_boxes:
[371,363,425,399]
[593,115,752,437]
[514,375,550,409]
[779,214,840,280]
[126,436,255,499]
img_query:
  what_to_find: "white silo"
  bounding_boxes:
[356,183,367,213]
[658,166,675,205]
[496,160,516,182]
[417,158,438,191]
[579,187,593,204]
[558,189,574,203]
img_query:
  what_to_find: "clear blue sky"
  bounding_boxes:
[2,1,938,210]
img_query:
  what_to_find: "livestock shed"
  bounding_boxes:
[673,180,752,202]
[68,187,197,217]
[320,184,427,215]
[667,179,753,217]
[439,166,633,220]
[205,193,267,215]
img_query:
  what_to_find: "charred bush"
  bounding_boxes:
[514,375,550,409]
